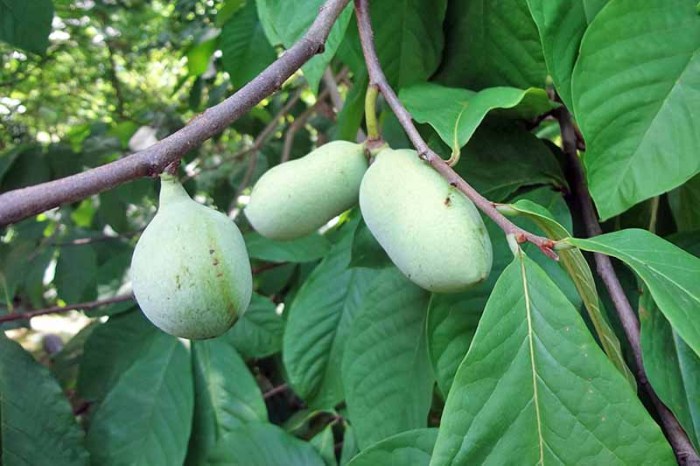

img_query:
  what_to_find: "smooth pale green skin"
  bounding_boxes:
[359,148,492,293]
[245,141,367,240]
[131,177,252,339]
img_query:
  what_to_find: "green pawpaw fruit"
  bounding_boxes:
[245,141,367,240]
[130,175,252,339]
[359,148,492,292]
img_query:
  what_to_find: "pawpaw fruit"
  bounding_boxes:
[359,148,492,292]
[245,141,367,240]
[130,175,252,339]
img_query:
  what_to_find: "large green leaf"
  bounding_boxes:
[431,254,674,465]
[186,336,267,465]
[206,422,325,465]
[0,334,89,465]
[0,0,54,54]
[567,229,700,358]
[572,0,700,219]
[640,292,700,450]
[454,123,567,202]
[244,231,331,263]
[506,199,635,387]
[669,173,700,232]
[85,334,193,466]
[54,244,98,303]
[526,0,608,109]
[229,293,284,358]
[400,83,556,157]
[283,232,380,409]
[77,311,159,402]
[256,0,353,93]
[220,0,276,89]
[343,0,447,89]
[342,267,433,449]
[347,428,438,466]
[436,0,547,90]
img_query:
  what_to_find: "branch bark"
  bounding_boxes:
[352,0,557,258]
[0,0,351,228]
[0,294,134,324]
[558,107,700,466]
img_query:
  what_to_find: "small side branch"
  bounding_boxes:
[0,294,134,324]
[352,0,556,259]
[557,107,700,465]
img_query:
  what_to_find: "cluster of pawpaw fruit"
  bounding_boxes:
[130,140,492,339]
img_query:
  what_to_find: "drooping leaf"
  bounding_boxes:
[0,0,54,54]
[347,428,438,466]
[400,83,556,156]
[186,337,267,465]
[526,0,608,109]
[206,422,325,465]
[229,293,284,358]
[85,333,193,466]
[436,0,547,90]
[244,231,331,263]
[256,0,353,93]
[506,198,635,387]
[567,229,700,358]
[342,266,433,449]
[669,173,700,232]
[220,1,277,89]
[572,0,700,219]
[283,230,381,409]
[0,334,89,465]
[640,291,700,450]
[431,254,674,465]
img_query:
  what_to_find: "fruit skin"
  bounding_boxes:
[245,141,368,240]
[359,148,492,293]
[131,176,252,339]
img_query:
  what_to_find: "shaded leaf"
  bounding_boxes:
[54,244,98,303]
[229,293,284,358]
[0,0,54,54]
[669,173,700,232]
[572,0,700,219]
[347,428,437,466]
[431,254,674,465]
[245,231,331,263]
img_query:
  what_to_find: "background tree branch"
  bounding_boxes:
[0,0,351,228]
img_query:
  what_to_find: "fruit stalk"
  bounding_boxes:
[353,0,557,260]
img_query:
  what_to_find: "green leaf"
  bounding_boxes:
[54,244,98,303]
[347,428,438,466]
[342,267,433,449]
[206,422,325,465]
[0,334,89,465]
[506,199,635,388]
[220,1,277,89]
[0,0,54,54]
[567,229,700,358]
[85,333,193,466]
[215,0,246,27]
[349,219,391,269]
[454,123,566,202]
[51,322,97,391]
[342,0,447,89]
[256,0,353,93]
[186,336,267,465]
[283,232,381,409]
[572,0,700,219]
[431,254,674,465]
[187,36,218,76]
[640,292,700,450]
[526,0,608,109]
[245,231,331,263]
[669,173,700,232]
[229,293,284,358]
[310,424,337,466]
[77,311,159,402]
[436,0,547,90]
[400,83,556,156]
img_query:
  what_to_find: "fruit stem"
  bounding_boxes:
[364,84,381,142]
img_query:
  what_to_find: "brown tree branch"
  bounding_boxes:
[0,294,134,324]
[352,0,557,259]
[0,0,351,228]
[557,107,700,465]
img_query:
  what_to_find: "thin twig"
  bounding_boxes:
[558,107,700,465]
[0,0,352,228]
[263,383,289,399]
[281,88,332,163]
[322,67,345,111]
[52,228,145,247]
[352,0,557,259]
[0,294,134,324]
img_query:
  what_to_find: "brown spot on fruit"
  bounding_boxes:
[444,196,452,207]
